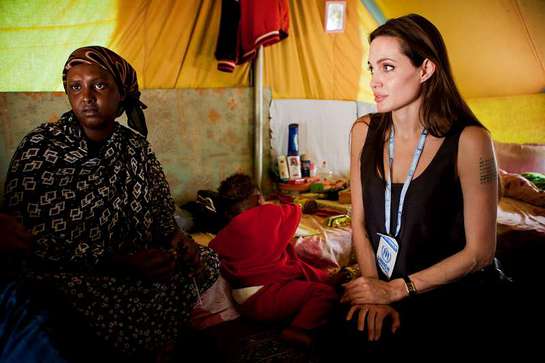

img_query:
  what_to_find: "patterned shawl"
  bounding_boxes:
[5,112,173,269]
[3,113,219,355]
[62,45,148,137]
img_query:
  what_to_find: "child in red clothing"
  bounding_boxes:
[209,173,338,346]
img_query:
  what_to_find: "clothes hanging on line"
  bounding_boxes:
[215,0,289,72]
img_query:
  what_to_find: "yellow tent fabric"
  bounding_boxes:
[468,93,545,144]
[0,0,118,91]
[0,0,375,101]
[376,0,545,98]
[264,0,377,101]
[1,1,543,112]
[110,0,250,88]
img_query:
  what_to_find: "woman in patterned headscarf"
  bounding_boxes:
[3,46,220,361]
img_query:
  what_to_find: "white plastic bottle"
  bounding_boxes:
[317,160,333,183]
[277,155,290,182]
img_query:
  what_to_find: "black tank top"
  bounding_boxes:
[361,116,466,279]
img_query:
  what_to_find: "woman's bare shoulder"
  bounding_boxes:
[351,114,372,138]
[459,126,493,153]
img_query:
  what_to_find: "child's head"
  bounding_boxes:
[218,173,263,221]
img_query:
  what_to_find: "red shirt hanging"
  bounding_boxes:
[215,0,290,72]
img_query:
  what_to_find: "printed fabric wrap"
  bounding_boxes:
[3,112,219,356]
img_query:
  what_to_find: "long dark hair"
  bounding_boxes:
[368,14,485,175]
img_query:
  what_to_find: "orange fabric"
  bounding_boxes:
[265,0,374,100]
[110,0,374,100]
[376,0,545,98]
[111,0,250,89]
[3,0,545,102]
[1,0,374,100]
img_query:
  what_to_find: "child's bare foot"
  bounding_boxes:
[280,326,313,348]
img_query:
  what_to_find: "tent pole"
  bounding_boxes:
[360,0,386,25]
[254,45,264,190]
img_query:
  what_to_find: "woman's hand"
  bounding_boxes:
[346,304,400,341]
[109,231,204,281]
[169,231,203,276]
[341,276,402,305]
[115,249,176,282]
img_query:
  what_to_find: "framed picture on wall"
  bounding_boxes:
[324,0,346,33]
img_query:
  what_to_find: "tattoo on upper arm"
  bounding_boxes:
[479,157,496,184]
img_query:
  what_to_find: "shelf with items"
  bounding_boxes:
[273,177,351,219]
[277,177,348,196]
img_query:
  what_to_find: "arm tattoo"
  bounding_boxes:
[479,157,497,184]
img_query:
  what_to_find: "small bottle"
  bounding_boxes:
[287,123,299,156]
[317,160,333,183]
[309,161,316,177]
[300,153,311,178]
[287,155,302,180]
[277,155,290,182]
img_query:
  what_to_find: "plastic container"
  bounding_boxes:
[317,160,333,183]
[309,161,316,177]
[287,123,299,156]
[277,155,290,182]
[287,155,302,180]
[300,153,311,177]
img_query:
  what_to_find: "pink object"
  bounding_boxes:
[190,276,240,330]
[294,227,353,270]
[494,141,545,174]
[500,170,545,208]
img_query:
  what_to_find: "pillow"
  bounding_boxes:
[494,141,545,174]
[500,170,545,208]
[497,197,545,234]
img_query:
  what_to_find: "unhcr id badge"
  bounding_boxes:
[377,233,399,279]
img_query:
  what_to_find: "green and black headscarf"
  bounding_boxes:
[62,45,148,137]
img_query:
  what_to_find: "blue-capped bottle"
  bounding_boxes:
[287,123,299,156]
[287,123,302,180]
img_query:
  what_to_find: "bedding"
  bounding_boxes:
[190,276,240,330]
[494,141,545,174]
[500,170,545,208]
[494,141,545,253]
[294,214,353,270]
[496,168,545,283]
[497,197,545,234]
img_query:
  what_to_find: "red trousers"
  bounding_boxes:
[238,280,338,330]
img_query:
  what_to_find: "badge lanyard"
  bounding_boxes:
[384,127,428,237]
